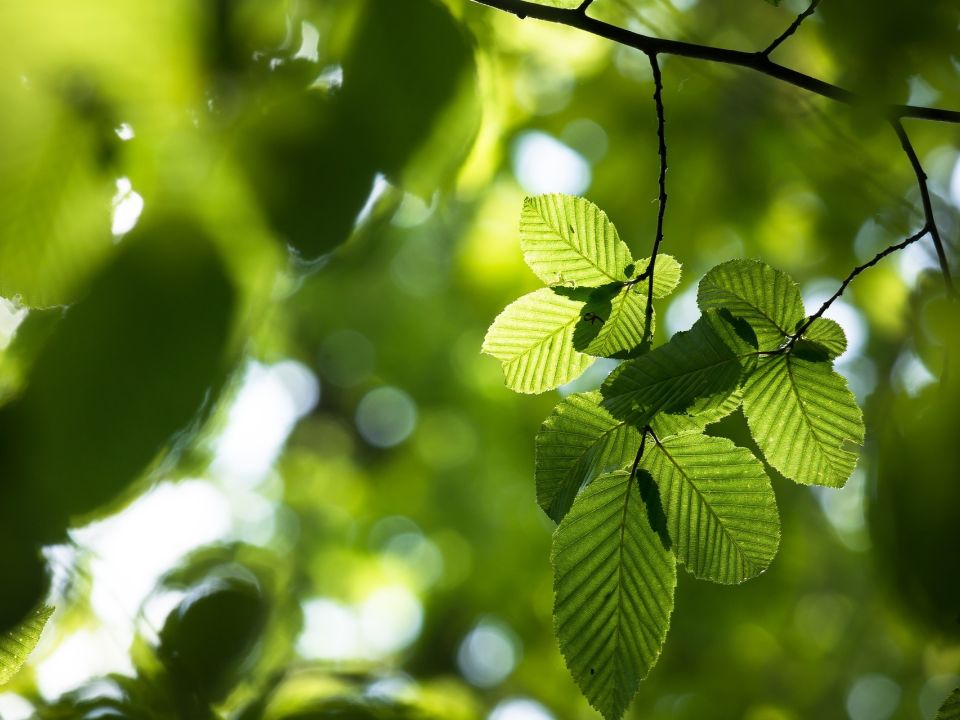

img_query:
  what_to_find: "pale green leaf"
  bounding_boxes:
[742,354,864,487]
[553,470,675,720]
[697,259,805,350]
[635,254,682,299]
[482,288,594,394]
[520,195,633,287]
[799,317,847,359]
[536,392,642,523]
[641,434,779,584]
[936,687,960,720]
[576,284,654,358]
[601,312,745,424]
[0,604,53,685]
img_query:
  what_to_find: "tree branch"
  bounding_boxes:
[642,52,668,344]
[793,226,930,339]
[762,0,821,57]
[890,120,958,299]
[469,0,960,124]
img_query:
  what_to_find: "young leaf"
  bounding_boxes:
[520,195,633,287]
[482,288,594,394]
[553,470,675,720]
[636,254,683,299]
[641,434,779,584]
[601,312,744,423]
[536,392,642,523]
[742,354,864,487]
[936,687,960,720]
[576,284,654,358]
[697,259,805,350]
[0,604,53,685]
[799,317,847,359]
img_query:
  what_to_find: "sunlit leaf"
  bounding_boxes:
[637,254,682,299]
[553,470,675,720]
[520,195,633,287]
[482,288,594,394]
[576,283,653,358]
[641,434,779,584]
[742,354,864,487]
[799,317,847,359]
[0,604,53,686]
[601,312,744,423]
[536,392,642,523]
[697,259,805,350]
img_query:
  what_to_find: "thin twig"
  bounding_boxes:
[762,0,822,57]
[575,0,595,14]
[890,119,958,299]
[469,0,960,123]
[642,52,668,344]
[793,226,930,339]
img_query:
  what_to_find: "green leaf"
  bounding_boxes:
[641,434,779,584]
[520,195,633,287]
[649,388,743,441]
[576,284,653,358]
[601,312,744,424]
[536,392,643,523]
[799,317,847,359]
[482,288,595,394]
[637,254,683,299]
[742,354,864,487]
[936,687,960,720]
[553,470,675,720]
[697,259,805,350]
[0,604,53,685]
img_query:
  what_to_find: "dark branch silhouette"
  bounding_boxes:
[763,0,822,57]
[641,53,668,344]
[469,0,960,123]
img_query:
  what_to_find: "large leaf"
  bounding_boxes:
[601,312,744,423]
[641,434,779,584]
[937,688,960,720]
[536,392,642,523]
[520,195,633,287]
[742,354,864,487]
[697,259,805,350]
[0,604,53,686]
[553,470,675,720]
[482,288,594,394]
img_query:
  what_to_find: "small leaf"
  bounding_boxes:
[482,288,594,394]
[0,604,53,686]
[698,259,805,350]
[642,434,779,584]
[799,317,847,359]
[520,195,633,287]
[601,311,744,424]
[742,354,864,487]
[936,687,960,720]
[553,470,675,720]
[635,254,682,299]
[536,392,642,522]
[576,284,654,358]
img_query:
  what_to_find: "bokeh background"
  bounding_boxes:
[0,0,958,718]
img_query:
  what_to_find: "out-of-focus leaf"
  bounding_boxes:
[640,434,779,584]
[742,354,863,487]
[936,687,960,720]
[552,470,675,720]
[482,288,594,393]
[535,392,641,523]
[0,604,53,686]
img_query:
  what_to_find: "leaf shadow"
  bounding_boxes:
[635,468,671,551]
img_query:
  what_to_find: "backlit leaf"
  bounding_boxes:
[0,604,53,686]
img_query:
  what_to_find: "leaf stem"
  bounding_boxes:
[468,0,960,123]
[890,119,958,299]
[762,0,821,57]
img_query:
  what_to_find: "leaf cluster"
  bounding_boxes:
[482,194,866,719]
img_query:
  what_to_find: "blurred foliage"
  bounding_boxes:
[0,0,957,719]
